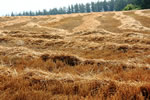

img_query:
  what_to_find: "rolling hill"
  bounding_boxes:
[0,9,150,100]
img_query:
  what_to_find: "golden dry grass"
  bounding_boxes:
[0,56,149,100]
[42,16,83,32]
[124,11,150,28]
[142,10,150,14]
[0,10,150,100]
[96,13,122,33]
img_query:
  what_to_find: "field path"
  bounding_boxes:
[114,12,150,31]
[73,13,101,31]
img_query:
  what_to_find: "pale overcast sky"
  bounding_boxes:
[0,0,105,16]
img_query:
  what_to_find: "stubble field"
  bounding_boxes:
[0,9,150,100]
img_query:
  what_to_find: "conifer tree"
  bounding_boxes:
[67,6,72,14]
[110,0,115,11]
[74,4,79,13]
[86,3,91,13]
[103,0,108,11]
[11,12,15,16]
[79,4,86,13]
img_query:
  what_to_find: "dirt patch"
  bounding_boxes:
[40,54,81,66]
[32,34,63,39]
[117,45,129,53]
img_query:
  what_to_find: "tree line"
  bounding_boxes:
[9,0,150,16]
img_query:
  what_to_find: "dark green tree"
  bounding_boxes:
[91,2,96,12]
[115,0,127,11]
[110,0,115,11]
[67,6,72,14]
[103,0,108,11]
[86,3,91,12]
[141,0,150,9]
[74,4,79,13]
[11,12,15,16]
[43,9,48,15]
[71,5,74,13]
[97,1,103,12]
[79,4,86,13]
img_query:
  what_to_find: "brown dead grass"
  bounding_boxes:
[3,22,29,30]
[0,17,16,22]
[124,11,150,28]
[0,56,149,100]
[96,13,122,33]
[0,10,150,100]
[43,16,83,32]
[142,10,150,14]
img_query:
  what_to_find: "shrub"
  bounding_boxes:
[123,4,141,11]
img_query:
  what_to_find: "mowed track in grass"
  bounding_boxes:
[124,11,150,28]
[42,15,84,32]
[0,10,150,100]
[96,13,122,33]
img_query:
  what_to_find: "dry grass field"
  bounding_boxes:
[0,9,150,100]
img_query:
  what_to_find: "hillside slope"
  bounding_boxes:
[0,10,150,100]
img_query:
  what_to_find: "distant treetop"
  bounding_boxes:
[7,0,150,16]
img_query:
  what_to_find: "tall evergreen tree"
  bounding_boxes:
[103,0,108,11]
[115,0,127,11]
[79,4,86,13]
[67,6,72,14]
[58,8,64,14]
[91,2,96,12]
[25,12,29,16]
[86,3,91,12]
[43,9,48,15]
[74,4,79,13]
[141,0,150,9]
[97,1,103,12]
[37,10,42,15]
[71,5,74,13]
[110,0,115,11]
[94,2,99,12]
[11,12,15,16]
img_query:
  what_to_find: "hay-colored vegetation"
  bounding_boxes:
[43,16,83,32]
[124,11,150,28]
[0,55,149,100]
[96,13,122,33]
[142,10,150,14]
[0,10,150,100]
